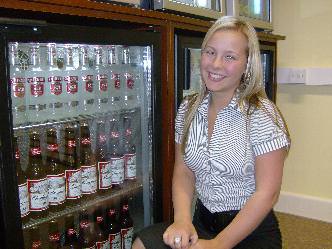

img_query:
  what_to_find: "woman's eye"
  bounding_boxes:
[203,49,215,56]
[225,55,236,60]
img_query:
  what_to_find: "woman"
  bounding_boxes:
[133,16,290,249]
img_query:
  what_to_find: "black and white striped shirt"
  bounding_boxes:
[175,92,290,212]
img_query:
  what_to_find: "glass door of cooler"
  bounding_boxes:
[0,23,161,249]
[175,33,204,109]
[260,43,276,102]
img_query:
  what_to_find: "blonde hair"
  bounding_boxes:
[181,16,289,153]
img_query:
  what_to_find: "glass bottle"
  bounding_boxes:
[78,209,96,249]
[9,42,26,126]
[79,45,95,116]
[26,43,47,123]
[109,118,124,188]
[119,198,134,249]
[123,116,136,181]
[48,219,61,249]
[46,43,64,121]
[80,124,98,199]
[108,45,122,113]
[28,226,43,249]
[46,128,66,212]
[63,45,79,119]
[106,205,121,249]
[63,127,82,204]
[96,122,111,192]
[26,131,49,219]
[14,136,30,222]
[63,214,80,249]
[94,207,110,249]
[94,46,109,114]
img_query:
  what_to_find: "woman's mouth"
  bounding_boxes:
[208,72,225,81]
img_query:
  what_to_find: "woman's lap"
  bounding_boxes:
[135,202,281,249]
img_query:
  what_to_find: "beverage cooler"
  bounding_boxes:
[0,20,162,249]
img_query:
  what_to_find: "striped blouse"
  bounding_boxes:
[175,92,290,213]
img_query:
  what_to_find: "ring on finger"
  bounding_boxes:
[174,236,181,244]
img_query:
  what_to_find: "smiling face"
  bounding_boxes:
[200,29,248,99]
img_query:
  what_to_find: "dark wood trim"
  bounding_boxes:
[161,21,175,222]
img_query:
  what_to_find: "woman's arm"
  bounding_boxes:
[191,147,287,249]
[163,143,198,248]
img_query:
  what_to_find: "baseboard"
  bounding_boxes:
[274,191,332,223]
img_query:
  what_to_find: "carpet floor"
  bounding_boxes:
[276,212,332,249]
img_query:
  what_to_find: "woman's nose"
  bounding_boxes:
[212,56,223,69]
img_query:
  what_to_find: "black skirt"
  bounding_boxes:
[135,199,282,249]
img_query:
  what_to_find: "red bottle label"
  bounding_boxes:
[48,232,60,242]
[32,240,42,249]
[65,76,78,94]
[28,77,45,97]
[47,143,59,151]
[97,74,108,92]
[83,75,94,93]
[112,73,121,89]
[11,77,25,98]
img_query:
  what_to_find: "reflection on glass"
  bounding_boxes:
[183,48,202,98]
[170,0,219,10]
[239,0,270,22]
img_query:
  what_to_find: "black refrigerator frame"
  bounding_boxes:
[0,21,163,249]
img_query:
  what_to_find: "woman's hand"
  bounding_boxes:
[188,239,228,249]
[163,220,198,249]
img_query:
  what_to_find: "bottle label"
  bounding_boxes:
[121,227,133,249]
[109,232,121,249]
[49,76,63,96]
[48,232,60,243]
[28,77,45,97]
[64,76,78,94]
[83,75,94,93]
[110,156,124,185]
[18,182,30,217]
[112,73,121,89]
[125,75,134,89]
[11,77,25,98]
[81,165,97,194]
[65,169,82,199]
[47,143,59,152]
[98,161,112,189]
[97,74,108,92]
[96,240,110,249]
[32,240,42,249]
[28,178,49,211]
[47,173,66,205]
[124,153,136,180]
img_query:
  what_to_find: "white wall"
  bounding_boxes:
[273,0,332,222]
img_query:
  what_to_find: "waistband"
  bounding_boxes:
[195,199,239,234]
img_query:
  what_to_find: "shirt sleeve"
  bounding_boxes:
[174,99,189,144]
[249,98,290,156]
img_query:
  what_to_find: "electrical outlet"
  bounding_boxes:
[289,69,306,83]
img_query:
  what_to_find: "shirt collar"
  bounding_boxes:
[197,90,243,118]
